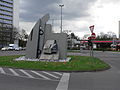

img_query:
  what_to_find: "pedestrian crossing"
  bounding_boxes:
[0,67,63,81]
[9,68,19,76]
[0,67,5,74]
[42,71,59,79]
[31,70,50,80]
[19,69,35,78]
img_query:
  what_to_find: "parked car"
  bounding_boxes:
[15,47,20,51]
[9,44,18,50]
[1,47,9,51]
[8,46,15,50]
[1,44,22,51]
[14,47,22,51]
[22,47,26,50]
[80,45,86,50]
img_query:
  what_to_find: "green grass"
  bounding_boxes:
[111,50,120,52]
[0,55,110,71]
[68,50,80,53]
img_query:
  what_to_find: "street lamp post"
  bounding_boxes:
[59,4,64,33]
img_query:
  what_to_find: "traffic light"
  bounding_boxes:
[88,39,93,46]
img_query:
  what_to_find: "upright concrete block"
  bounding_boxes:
[46,33,67,59]
[26,19,40,59]
[26,14,50,59]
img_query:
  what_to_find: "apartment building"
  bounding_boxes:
[0,0,19,48]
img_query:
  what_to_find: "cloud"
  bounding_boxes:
[20,0,61,22]
[19,21,35,34]
[19,0,120,38]
[99,0,120,4]
[19,0,98,37]
[20,0,97,22]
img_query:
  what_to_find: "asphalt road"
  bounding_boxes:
[0,50,120,90]
[0,73,59,90]
[68,50,120,90]
[0,51,66,90]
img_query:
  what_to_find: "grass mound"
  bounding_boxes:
[0,55,110,72]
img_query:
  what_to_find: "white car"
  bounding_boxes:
[1,47,9,51]
[15,47,22,51]
[14,47,20,51]
[8,46,14,50]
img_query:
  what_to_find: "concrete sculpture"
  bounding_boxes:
[26,14,67,60]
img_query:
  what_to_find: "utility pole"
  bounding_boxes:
[59,4,64,33]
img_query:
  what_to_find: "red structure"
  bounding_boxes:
[80,40,120,49]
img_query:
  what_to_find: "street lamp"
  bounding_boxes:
[59,4,64,33]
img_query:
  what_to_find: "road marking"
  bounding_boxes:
[53,72,62,76]
[56,73,70,90]
[9,68,19,76]
[0,67,5,74]
[31,70,50,80]
[42,71,59,78]
[19,69,34,78]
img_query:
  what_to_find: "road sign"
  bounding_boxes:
[91,33,96,39]
[89,25,94,33]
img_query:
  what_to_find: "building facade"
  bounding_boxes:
[0,0,19,48]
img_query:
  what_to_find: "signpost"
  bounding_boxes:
[88,25,96,57]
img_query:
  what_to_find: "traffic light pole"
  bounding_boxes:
[91,45,93,57]
[90,46,93,57]
[88,39,94,57]
[91,40,94,57]
[90,46,92,56]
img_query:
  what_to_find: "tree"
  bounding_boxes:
[70,33,79,39]
[71,33,75,39]
[16,29,28,47]
[107,31,116,38]
[96,32,116,40]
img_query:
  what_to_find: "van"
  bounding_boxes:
[8,44,19,50]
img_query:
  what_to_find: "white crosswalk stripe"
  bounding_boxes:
[53,72,62,76]
[0,67,5,74]
[19,69,34,78]
[42,71,59,78]
[9,68,19,76]
[31,70,51,80]
[56,73,70,90]
[0,67,63,80]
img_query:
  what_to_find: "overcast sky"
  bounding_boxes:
[19,0,120,38]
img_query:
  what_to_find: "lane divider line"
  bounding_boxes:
[56,73,70,90]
